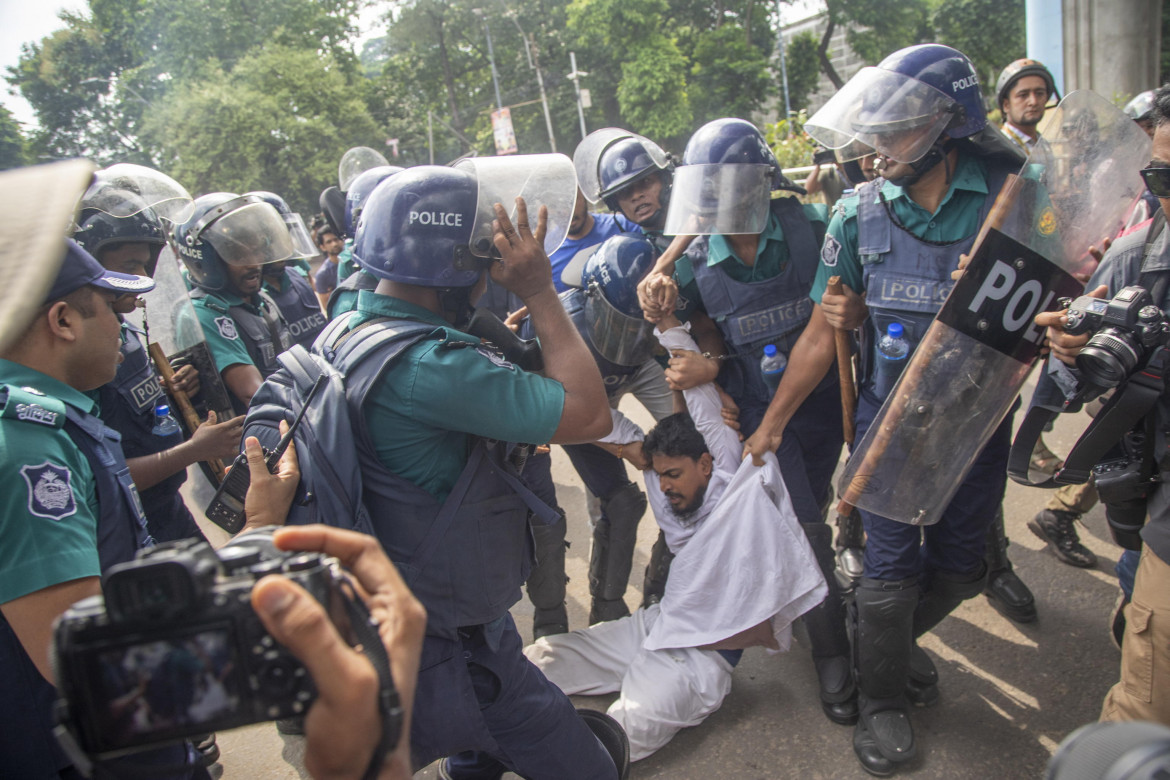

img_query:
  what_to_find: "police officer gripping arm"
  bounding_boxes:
[325,164,624,779]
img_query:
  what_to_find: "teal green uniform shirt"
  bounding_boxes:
[191,290,269,372]
[0,360,101,604]
[354,291,565,500]
[810,154,992,303]
[676,201,829,307]
[337,241,357,283]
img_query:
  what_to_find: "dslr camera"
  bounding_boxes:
[1063,285,1170,389]
[53,529,356,759]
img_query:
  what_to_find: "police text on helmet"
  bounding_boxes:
[409,211,463,227]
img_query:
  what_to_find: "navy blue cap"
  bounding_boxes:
[46,239,155,303]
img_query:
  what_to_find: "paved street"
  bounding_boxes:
[190,380,1121,779]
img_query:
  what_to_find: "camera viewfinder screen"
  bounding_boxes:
[90,627,241,749]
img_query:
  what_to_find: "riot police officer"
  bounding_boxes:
[327,163,624,778]
[247,191,328,350]
[76,167,243,544]
[596,133,675,250]
[748,44,1028,774]
[0,238,206,778]
[324,166,403,319]
[646,117,855,727]
[173,193,295,414]
[521,234,672,635]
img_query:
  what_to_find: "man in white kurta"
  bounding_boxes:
[524,319,828,761]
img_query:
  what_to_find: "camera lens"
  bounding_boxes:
[1078,331,1139,388]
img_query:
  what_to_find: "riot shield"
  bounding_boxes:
[574,128,634,205]
[837,90,1151,525]
[125,245,234,487]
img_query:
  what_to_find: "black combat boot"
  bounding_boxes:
[983,508,1037,623]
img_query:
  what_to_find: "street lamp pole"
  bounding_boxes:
[475,11,505,112]
[568,52,588,139]
[504,11,557,153]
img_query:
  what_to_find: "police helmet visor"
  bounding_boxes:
[664,163,772,236]
[575,128,635,205]
[338,146,390,191]
[834,138,876,164]
[283,212,318,259]
[83,164,194,224]
[190,200,295,266]
[805,67,958,164]
[453,153,577,259]
[584,282,657,366]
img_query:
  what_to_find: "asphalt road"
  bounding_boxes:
[189,381,1121,779]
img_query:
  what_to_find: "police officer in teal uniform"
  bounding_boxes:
[323,163,625,778]
[0,240,206,779]
[174,192,295,414]
[76,170,244,544]
[745,44,1028,775]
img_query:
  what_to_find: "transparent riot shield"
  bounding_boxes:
[838,90,1152,525]
[125,246,234,487]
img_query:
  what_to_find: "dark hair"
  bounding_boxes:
[642,412,709,462]
[1153,84,1170,127]
[315,225,339,247]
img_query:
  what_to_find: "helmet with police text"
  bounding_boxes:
[995,59,1059,111]
[244,191,318,260]
[344,166,405,240]
[664,118,797,236]
[172,193,296,292]
[597,136,674,213]
[580,233,659,365]
[351,166,481,287]
[74,199,167,276]
[1125,90,1157,124]
[805,44,986,165]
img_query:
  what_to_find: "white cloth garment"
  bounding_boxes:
[527,323,828,760]
[525,604,733,762]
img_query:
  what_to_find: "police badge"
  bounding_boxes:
[215,316,239,341]
[21,462,77,520]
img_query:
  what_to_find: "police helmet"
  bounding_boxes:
[806,44,986,165]
[597,136,674,213]
[681,118,804,193]
[74,197,167,276]
[1125,90,1157,123]
[244,191,318,260]
[344,166,405,240]
[338,146,390,191]
[351,166,482,287]
[580,233,659,366]
[173,193,296,292]
[995,59,1060,111]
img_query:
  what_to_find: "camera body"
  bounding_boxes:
[54,530,342,759]
[1063,285,1170,388]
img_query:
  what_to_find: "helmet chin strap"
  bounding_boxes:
[880,139,954,188]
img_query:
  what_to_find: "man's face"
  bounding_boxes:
[652,451,713,518]
[317,231,343,257]
[263,260,288,281]
[858,154,878,182]
[73,288,127,390]
[616,174,665,228]
[99,242,154,278]
[568,190,590,237]
[1138,118,1156,139]
[225,262,264,297]
[1152,121,1170,221]
[1003,75,1050,129]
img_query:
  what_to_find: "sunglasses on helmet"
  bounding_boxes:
[1141,164,1170,198]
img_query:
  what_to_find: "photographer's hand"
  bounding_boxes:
[252,526,426,780]
[1034,284,1108,367]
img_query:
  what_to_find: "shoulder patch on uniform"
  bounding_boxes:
[214,316,239,340]
[0,385,66,428]
[21,462,77,520]
[474,344,515,370]
[822,234,842,267]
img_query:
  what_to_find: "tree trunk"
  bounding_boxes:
[430,9,465,145]
[818,17,844,89]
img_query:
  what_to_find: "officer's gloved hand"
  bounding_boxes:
[251,526,426,780]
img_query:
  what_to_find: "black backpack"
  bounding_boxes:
[242,315,436,533]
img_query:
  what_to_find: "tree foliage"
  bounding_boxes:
[0,107,27,171]
[931,0,1025,91]
[782,31,821,114]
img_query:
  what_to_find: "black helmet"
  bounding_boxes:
[74,200,167,276]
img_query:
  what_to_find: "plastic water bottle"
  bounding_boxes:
[152,404,181,437]
[876,322,911,390]
[760,344,787,391]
